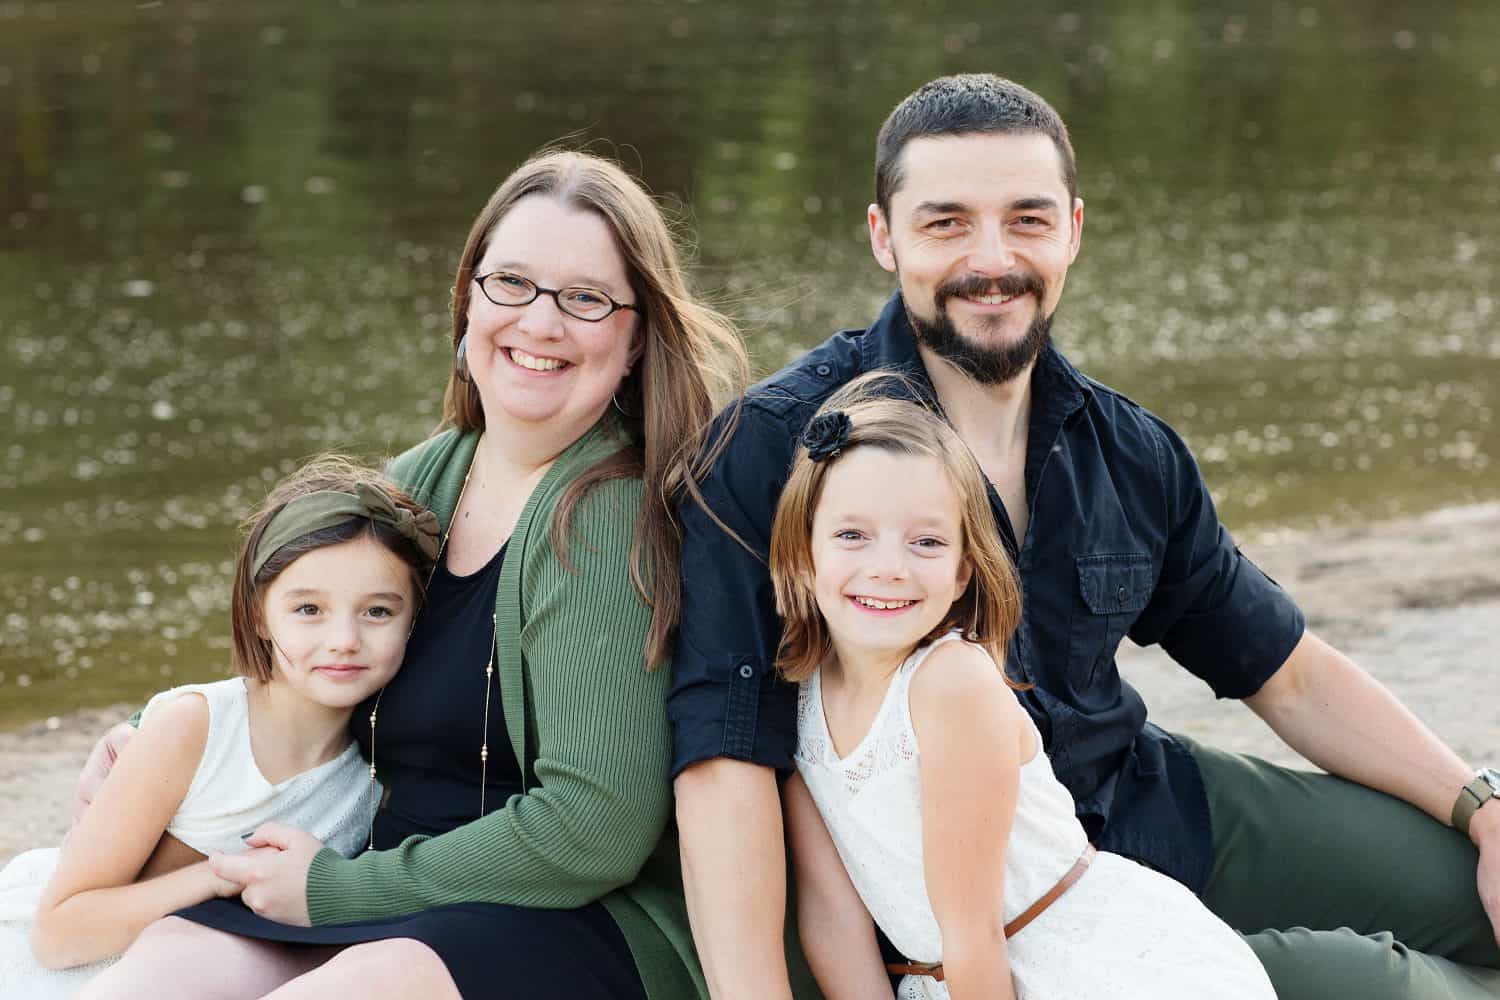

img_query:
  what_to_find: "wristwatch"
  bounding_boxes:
[1452,768,1500,837]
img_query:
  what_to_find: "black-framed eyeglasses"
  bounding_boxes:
[472,271,641,323]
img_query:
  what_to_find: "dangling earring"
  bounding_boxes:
[612,366,636,418]
[455,334,472,383]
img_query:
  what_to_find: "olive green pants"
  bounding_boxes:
[1183,735,1500,999]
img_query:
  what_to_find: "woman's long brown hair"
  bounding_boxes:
[441,150,748,669]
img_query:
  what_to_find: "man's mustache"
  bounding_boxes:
[934,272,1045,309]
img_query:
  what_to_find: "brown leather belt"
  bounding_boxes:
[884,844,1096,983]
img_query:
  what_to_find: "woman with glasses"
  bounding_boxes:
[77,150,746,1000]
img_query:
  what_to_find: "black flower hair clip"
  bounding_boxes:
[801,410,852,463]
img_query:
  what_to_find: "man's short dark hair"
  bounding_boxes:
[875,74,1077,216]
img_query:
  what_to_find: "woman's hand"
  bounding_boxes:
[209,822,323,926]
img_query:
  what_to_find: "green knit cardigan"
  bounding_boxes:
[303,419,705,999]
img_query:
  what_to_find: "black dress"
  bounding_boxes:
[176,544,647,1000]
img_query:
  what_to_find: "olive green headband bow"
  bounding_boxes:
[251,482,442,577]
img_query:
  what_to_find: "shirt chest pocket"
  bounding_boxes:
[1066,553,1154,692]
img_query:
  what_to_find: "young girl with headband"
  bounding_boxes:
[0,457,439,997]
[770,376,1276,999]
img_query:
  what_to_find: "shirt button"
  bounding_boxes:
[1117,585,1128,604]
[815,364,832,377]
[738,663,755,679]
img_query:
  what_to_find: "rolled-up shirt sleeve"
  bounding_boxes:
[670,401,802,777]
[1128,416,1305,700]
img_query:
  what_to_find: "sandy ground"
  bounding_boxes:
[2,504,1497,866]
[1116,502,1500,769]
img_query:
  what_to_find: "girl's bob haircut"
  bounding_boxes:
[768,372,1024,684]
[228,456,433,684]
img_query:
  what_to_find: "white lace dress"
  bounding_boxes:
[0,677,376,999]
[795,634,1276,1000]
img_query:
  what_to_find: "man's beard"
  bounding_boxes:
[904,270,1053,386]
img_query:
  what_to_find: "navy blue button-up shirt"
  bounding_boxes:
[670,292,1305,892]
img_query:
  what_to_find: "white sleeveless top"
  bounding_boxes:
[0,677,378,997]
[795,633,1276,1000]
[140,677,376,858]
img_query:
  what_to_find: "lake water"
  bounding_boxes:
[2,0,1497,725]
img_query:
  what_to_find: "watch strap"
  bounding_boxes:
[1453,770,1500,836]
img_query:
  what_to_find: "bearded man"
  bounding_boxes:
[671,74,1500,1000]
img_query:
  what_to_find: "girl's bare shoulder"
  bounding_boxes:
[908,640,1029,755]
[135,689,212,762]
[909,639,1010,702]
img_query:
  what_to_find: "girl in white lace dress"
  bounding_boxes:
[768,381,1276,1000]
[0,458,440,998]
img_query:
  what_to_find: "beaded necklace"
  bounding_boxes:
[365,444,496,849]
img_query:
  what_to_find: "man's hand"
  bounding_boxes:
[209,822,322,926]
[1470,802,1500,947]
[72,722,137,824]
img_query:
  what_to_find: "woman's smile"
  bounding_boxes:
[503,346,572,373]
[464,196,642,433]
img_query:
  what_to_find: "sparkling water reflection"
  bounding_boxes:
[1,0,1497,724]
